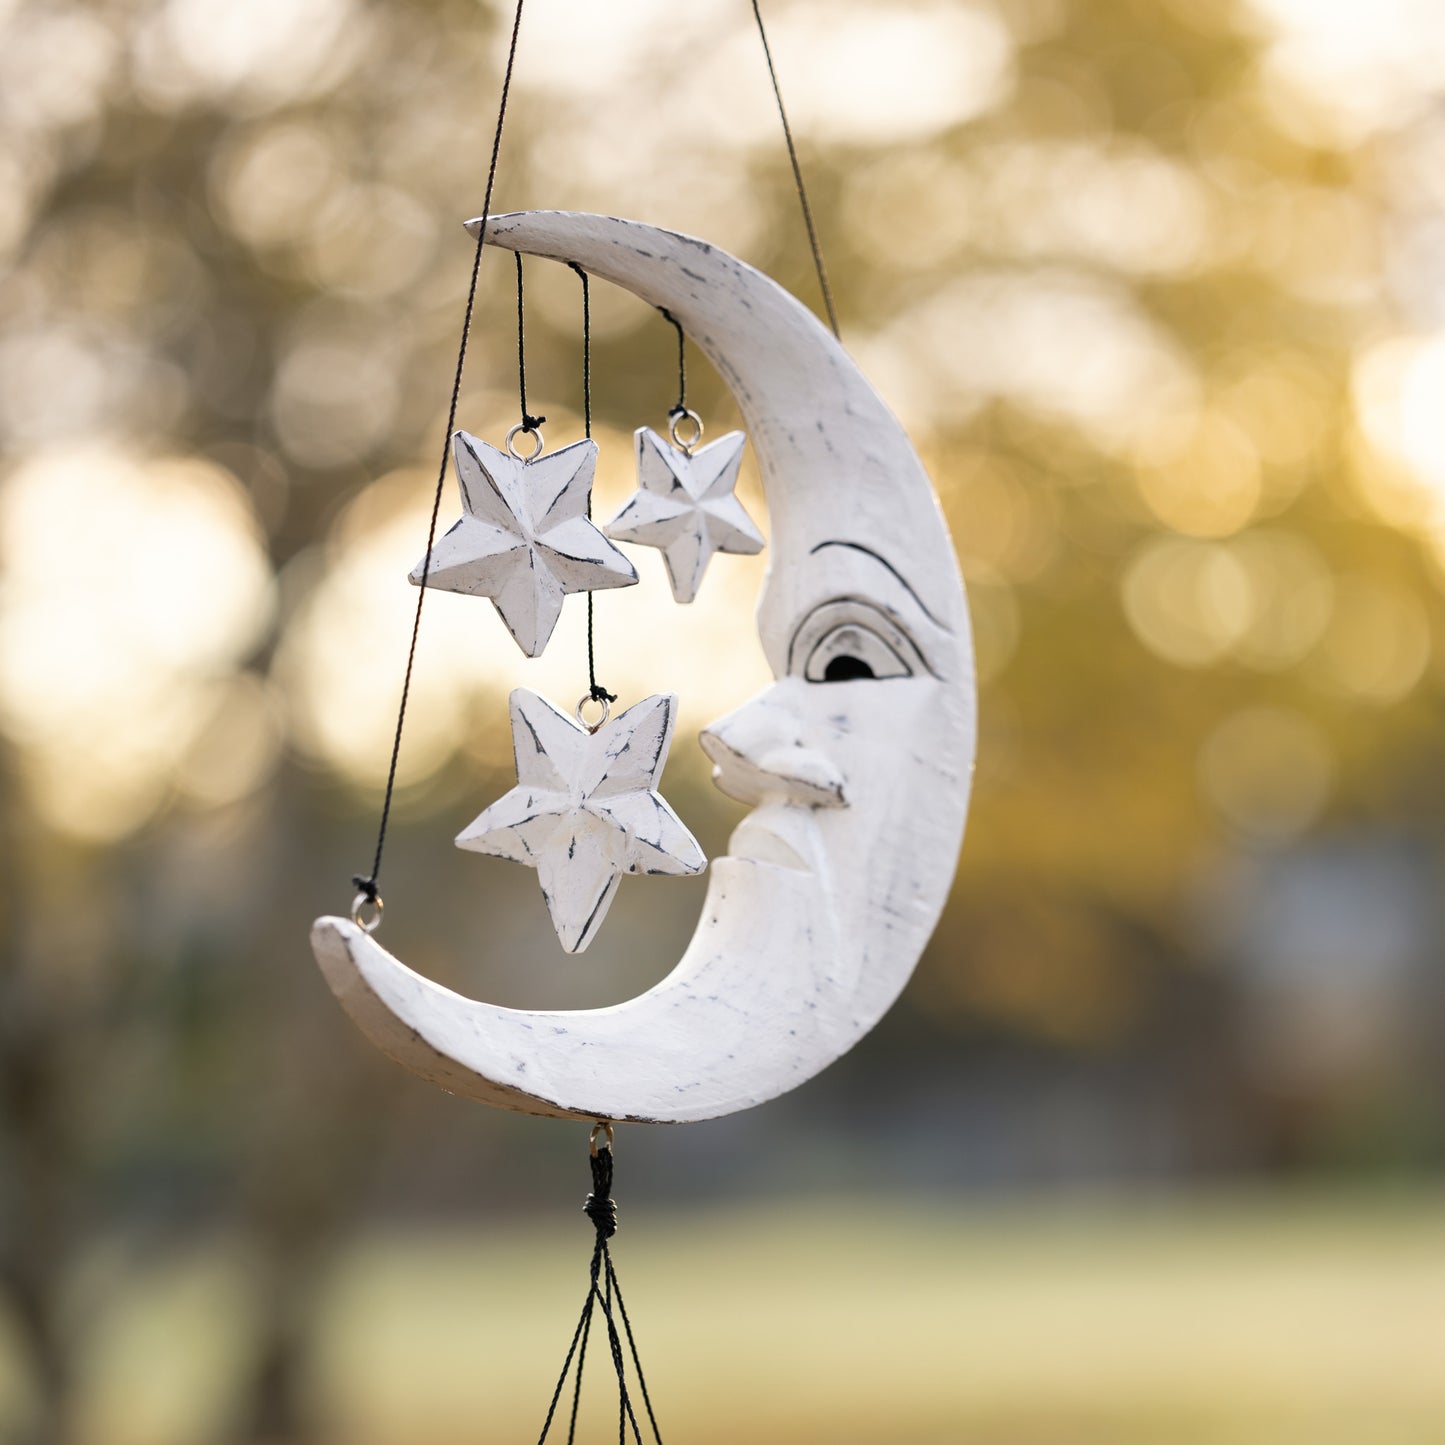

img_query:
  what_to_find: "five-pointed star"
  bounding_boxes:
[457,689,706,953]
[604,427,765,604]
[410,431,637,657]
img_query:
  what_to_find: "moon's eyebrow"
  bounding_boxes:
[808,540,943,628]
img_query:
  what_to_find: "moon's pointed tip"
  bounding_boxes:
[310,914,372,1003]
[311,913,356,945]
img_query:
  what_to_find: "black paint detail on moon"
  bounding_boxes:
[823,655,875,682]
[808,539,945,628]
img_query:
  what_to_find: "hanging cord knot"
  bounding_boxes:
[583,1143,618,1241]
[536,1120,662,1445]
[588,682,617,705]
[520,411,546,432]
[351,874,379,903]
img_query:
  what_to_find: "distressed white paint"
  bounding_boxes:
[457,689,705,954]
[311,211,977,1124]
[410,430,636,658]
[605,427,764,604]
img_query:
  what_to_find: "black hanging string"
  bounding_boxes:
[351,0,528,909]
[568,264,593,439]
[514,251,546,434]
[535,1133,662,1445]
[568,261,615,708]
[605,1255,663,1443]
[656,307,687,418]
[751,0,840,338]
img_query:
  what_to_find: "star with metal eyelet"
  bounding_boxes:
[457,689,706,953]
[409,430,637,657]
[604,427,764,604]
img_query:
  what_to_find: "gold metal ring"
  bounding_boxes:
[668,407,703,454]
[589,1121,614,1156]
[351,892,384,934]
[506,423,545,462]
[574,693,611,732]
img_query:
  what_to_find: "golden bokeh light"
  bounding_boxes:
[1227,529,1334,671]
[0,448,275,839]
[1198,703,1335,842]
[5,1,1445,1439]
[865,269,1199,446]
[1352,332,1445,552]
[1121,536,1253,668]
[1135,410,1263,539]
[1304,572,1431,704]
[132,0,362,113]
[1249,0,1445,145]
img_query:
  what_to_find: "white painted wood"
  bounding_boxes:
[604,427,764,603]
[410,430,636,658]
[457,689,705,954]
[311,211,977,1124]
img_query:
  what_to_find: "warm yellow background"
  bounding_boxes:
[2,1,1444,1442]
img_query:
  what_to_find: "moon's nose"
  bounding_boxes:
[699,685,848,809]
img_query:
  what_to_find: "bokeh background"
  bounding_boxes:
[3,0,1445,1441]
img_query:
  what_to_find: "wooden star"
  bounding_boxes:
[410,431,637,657]
[604,427,765,604]
[457,689,706,953]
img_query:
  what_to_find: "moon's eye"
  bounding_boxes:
[790,599,925,683]
[807,623,910,682]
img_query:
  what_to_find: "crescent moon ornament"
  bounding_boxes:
[310,211,977,1124]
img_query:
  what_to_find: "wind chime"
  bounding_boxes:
[310,3,977,1437]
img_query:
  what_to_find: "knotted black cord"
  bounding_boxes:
[515,250,546,434]
[351,0,528,908]
[536,1136,662,1445]
[656,307,687,418]
[751,0,840,338]
[568,261,615,708]
[565,1285,594,1443]
[605,1254,663,1443]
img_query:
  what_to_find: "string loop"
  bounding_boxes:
[350,891,383,933]
[668,407,703,455]
[506,422,545,462]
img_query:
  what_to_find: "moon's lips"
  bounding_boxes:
[726,806,818,874]
[308,212,976,1124]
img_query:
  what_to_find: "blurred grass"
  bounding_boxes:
[21,1189,1445,1445]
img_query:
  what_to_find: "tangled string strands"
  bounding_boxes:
[751,0,840,338]
[535,1133,663,1445]
[351,0,529,913]
[568,261,615,708]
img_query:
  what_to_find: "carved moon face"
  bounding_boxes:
[310,212,976,1123]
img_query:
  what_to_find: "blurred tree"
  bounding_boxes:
[2,0,1445,1442]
